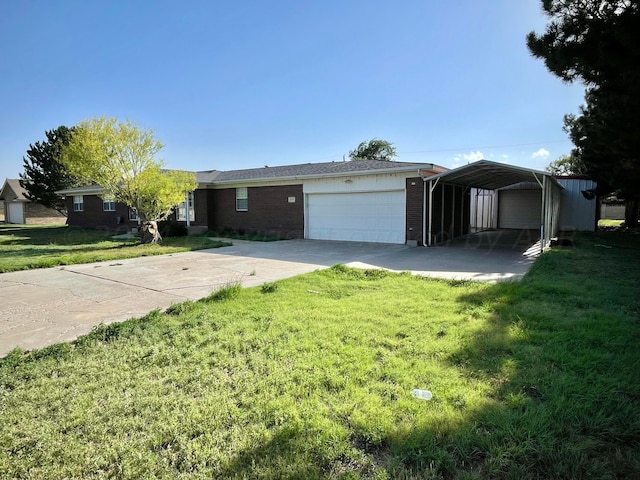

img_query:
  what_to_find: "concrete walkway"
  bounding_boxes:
[0,234,539,357]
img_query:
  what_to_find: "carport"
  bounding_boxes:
[422,160,563,251]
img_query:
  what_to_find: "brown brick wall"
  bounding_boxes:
[66,195,138,231]
[193,189,208,226]
[66,190,210,231]
[405,177,424,244]
[24,203,66,224]
[209,185,304,239]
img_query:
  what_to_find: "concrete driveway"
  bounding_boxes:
[0,232,539,357]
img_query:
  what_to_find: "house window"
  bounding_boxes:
[236,187,248,211]
[102,195,116,212]
[177,191,195,221]
[129,209,139,221]
[73,195,83,212]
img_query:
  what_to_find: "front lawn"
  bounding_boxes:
[0,224,231,273]
[1,230,639,479]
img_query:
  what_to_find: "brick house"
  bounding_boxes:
[57,160,445,243]
[0,178,66,224]
[56,159,597,247]
[203,161,446,243]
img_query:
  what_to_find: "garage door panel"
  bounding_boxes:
[8,203,24,224]
[498,190,541,229]
[308,191,405,244]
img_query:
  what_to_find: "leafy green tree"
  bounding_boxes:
[349,139,397,161]
[545,154,586,176]
[61,117,198,243]
[527,0,640,227]
[19,126,78,215]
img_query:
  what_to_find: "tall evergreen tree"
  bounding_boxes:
[527,0,640,226]
[19,126,77,215]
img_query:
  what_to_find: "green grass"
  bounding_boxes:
[0,224,231,273]
[207,227,283,242]
[598,218,624,229]
[1,230,639,479]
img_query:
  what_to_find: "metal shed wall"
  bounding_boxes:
[556,177,597,231]
[470,189,497,231]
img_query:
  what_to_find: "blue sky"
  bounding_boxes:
[0,0,586,180]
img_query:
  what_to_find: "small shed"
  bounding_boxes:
[421,160,563,251]
[0,179,66,224]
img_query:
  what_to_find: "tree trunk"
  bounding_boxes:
[140,221,163,244]
[624,198,640,228]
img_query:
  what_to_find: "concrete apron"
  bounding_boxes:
[0,234,538,357]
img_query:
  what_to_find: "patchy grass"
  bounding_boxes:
[207,228,283,242]
[0,224,231,273]
[1,231,639,479]
[598,219,624,229]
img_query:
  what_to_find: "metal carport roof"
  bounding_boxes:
[421,160,563,251]
[423,159,562,191]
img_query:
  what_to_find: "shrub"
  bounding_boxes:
[206,282,241,302]
[158,221,188,237]
[261,282,278,293]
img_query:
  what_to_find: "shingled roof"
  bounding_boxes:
[0,179,29,202]
[58,160,446,195]
[196,160,441,185]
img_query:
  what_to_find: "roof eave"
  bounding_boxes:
[210,164,437,186]
[56,186,105,196]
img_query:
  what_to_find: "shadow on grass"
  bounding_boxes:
[415,232,640,479]
[2,231,638,479]
[0,225,127,246]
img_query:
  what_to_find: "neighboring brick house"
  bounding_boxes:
[0,178,66,224]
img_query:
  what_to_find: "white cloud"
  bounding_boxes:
[451,150,484,169]
[463,151,484,162]
[531,148,550,159]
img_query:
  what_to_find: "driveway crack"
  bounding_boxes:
[60,268,187,298]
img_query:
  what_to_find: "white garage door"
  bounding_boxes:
[307,191,405,244]
[498,189,541,229]
[8,203,24,224]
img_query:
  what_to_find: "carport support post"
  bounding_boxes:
[461,186,469,236]
[540,175,546,253]
[532,172,546,253]
[425,177,439,247]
